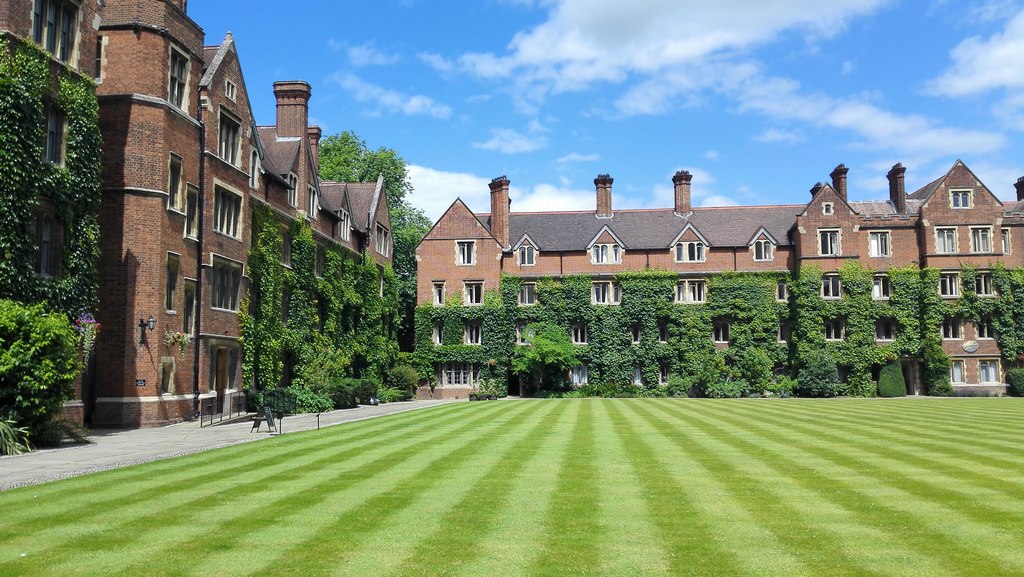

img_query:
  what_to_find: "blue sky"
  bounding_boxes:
[190,0,1024,220]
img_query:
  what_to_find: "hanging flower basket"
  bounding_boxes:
[164,330,193,357]
[75,313,100,357]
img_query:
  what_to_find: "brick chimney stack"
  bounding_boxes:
[1015,176,1024,202]
[595,174,614,218]
[810,182,824,197]
[489,176,510,249]
[888,163,907,215]
[673,170,693,215]
[273,80,311,139]
[830,163,849,202]
[307,126,322,172]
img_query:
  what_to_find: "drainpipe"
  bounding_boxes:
[192,90,207,419]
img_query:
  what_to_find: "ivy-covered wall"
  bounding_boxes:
[240,204,400,393]
[415,265,1024,397]
[0,35,102,318]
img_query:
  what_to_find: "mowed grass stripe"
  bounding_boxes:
[0,402,512,577]
[643,400,958,577]
[676,400,1024,576]
[354,400,569,577]
[615,400,813,577]
[714,400,1024,515]
[587,399,672,576]
[446,401,582,577]
[527,400,603,577]
[222,400,541,577]
[603,400,748,577]
[0,401,463,520]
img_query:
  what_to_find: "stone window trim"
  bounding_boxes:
[307,184,318,220]
[970,226,992,254]
[338,209,351,242]
[939,272,960,298]
[592,281,621,305]
[212,182,244,241]
[225,79,237,102]
[43,102,67,166]
[818,228,841,257]
[978,359,1000,384]
[1001,228,1011,254]
[167,153,184,212]
[463,281,483,306]
[935,227,958,254]
[464,322,482,346]
[515,321,530,345]
[976,317,995,340]
[571,323,588,345]
[249,149,260,190]
[32,0,81,67]
[34,198,63,279]
[209,254,244,313]
[432,281,445,306]
[375,224,390,257]
[674,241,706,263]
[519,282,536,306]
[950,360,965,384]
[941,317,963,340]
[518,244,536,266]
[217,108,242,167]
[456,240,476,266]
[949,188,973,209]
[439,362,479,387]
[287,173,298,207]
[868,230,891,258]
[821,274,842,300]
[571,364,588,386]
[167,44,190,110]
[875,318,896,341]
[872,274,891,300]
[676,279,707,304]
[159,357,176,395]
[975,272,995,297]
[592,243,622,265]
[182,278,197,336]
[184,185,199,241]
[776,281,789,302]
[432,323,443,345]
[713,318,730,344]
[165,252,180,313]
[822,202,834,215]
[824,317,845,341]
[752,239,774,262]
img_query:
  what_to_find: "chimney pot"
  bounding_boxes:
[1015,176,1024,202]
[830,163,849,201]
[810,182,824,196]
[595,174,614,217]
[307,125,322,172]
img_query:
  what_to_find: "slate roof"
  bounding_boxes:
[319,182,346,213]
[200,37,230,88]
[909,176,944,200]
[256,127,300,176]
[849,199,924,217]
[497,205,803,251]
[346,182,379,232]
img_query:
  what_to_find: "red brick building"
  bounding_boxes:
[417,163,1024,398]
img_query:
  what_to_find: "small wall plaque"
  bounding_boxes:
[135,379,146,387]
[962,340,979,353]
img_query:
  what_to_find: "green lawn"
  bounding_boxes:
[2,398,1023,577]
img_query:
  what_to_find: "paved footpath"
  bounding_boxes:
[0,399,456,491]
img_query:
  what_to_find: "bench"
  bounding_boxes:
[250,406,277,433]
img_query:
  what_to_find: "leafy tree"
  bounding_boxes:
[318,132,431,350]
[512,322,578,393]
[798,350,841,397]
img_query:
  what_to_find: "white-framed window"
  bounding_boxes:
[869,231,891,257]
[287,174,298,207]
[518,245,535,266]
[33,0,80,64]
[213,185,242,239]
[516,321,531,345]
[939,273,960,298]
[225,79,237,101]
[572,323,588,345]
[633,366,644,385]
[463,282,483,305]
[630,324,641,344]
[674,241,706,263]
[457,241,475,265]
[975,272,994,296]
[592,282,621,305]
[375,224,390,257]
[675,279,706,304]
[592,244,622,264]
[872,275,891,300]
[1001,228,1011,254]
[777,281,789,302]
[307,185,318,219]
[977,317,995,339]
[519,283,536,306]
[713,318,730,343]
[184,185,198,240]
[168,46,189,109]
[432,323,443,345]
[659,363,670,385]
[167,154,183,211]
[183,279,196,335]
[875,318,896,341]
[935,228,957,254]
[942,317,962,340]
[753,240,774,262]
[821,274,841,299]
[432,282,445,306]
[571,364,588,386]
[464,322,481,345]
[440,362,478,387]
[819,229,840,256]
[950,360,965,383]
[44,103,65,165]
[950,189,972,209]
[165,253,179,312]
[218,111,241,166]
[822,202,834,215]
[249,150,260,190]
[210,256,242,311]
[970,227,992,253]
[824,317,845,341]
[339,210,351,241]
[159,357,175,395]
[979,360,1000,383]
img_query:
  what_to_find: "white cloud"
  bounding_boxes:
[418,52,455,73]
[347,42,400,67]
[329,73,452,119]
[703,150,720,160]
[841,60,855,75]
[756,128,804,144]
[556,152,599,163]
[926,9,1024,97]
[473,127,548,154]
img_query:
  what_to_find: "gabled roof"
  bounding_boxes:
[344,182,381,233]
[746,226,779,246]
[319,181,350,214]
[200,34,233,88]
[669,223,710,247]
[908,175,944,201]
[587,225,626,249]
[512,233,539,251]
[256,127,300,177]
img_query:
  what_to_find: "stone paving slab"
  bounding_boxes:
[0,399,457,491]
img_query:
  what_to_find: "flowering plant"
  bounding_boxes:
[75,313,100,357]
[164,330,193,357]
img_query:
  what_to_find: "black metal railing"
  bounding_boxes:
[199,391,247,427]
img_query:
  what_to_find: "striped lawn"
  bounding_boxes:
[1,398,1023,577]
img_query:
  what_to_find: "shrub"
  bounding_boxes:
[798,351,841,397]
[1007,368,1024,397]
[0,300,80,442]
[0,418,32,455]
[877,363,907,397]
[767,376,797,398]
[32,417,88,448]
[287,386,334,413]
[663,374,691,398]
[478,377,507,398]
[702,379,747,399]
[377,387,406,403]
[386,364,420,399]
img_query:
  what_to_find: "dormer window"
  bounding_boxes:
[307,185,317,218]
[287,174,298,207]
[518,245,535,266]
[339,210,351,241]
[950,189,972,209]
[822,203,834,215]
[592,244,621,264]
[753,239,773,262]
[674,242,706,263]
